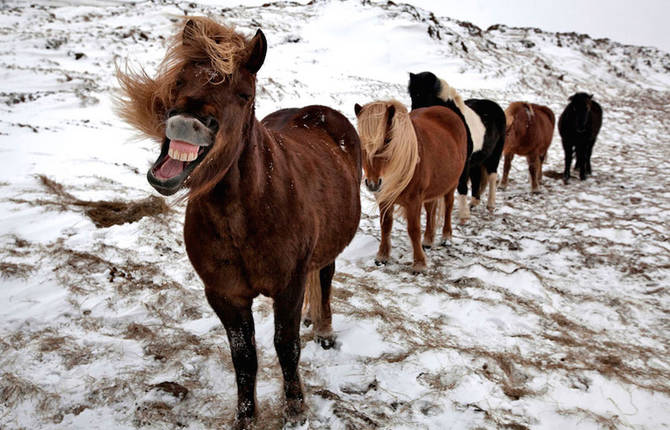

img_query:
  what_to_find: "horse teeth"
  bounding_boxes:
[186,152,197,162]
[168,148,177,159]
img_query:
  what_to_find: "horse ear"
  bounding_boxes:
[354,103,363,117]
[245,29,267,74]
[409,72,416,80]
[588,94,593,100]
[182,19,197,45]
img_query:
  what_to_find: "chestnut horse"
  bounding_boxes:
[500,102,555,193]
[354,100,467,272]
[117,18,361,428]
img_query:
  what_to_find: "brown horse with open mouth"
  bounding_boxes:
[117,17,361,428]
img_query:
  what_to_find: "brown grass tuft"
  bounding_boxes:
[12,175,170,228]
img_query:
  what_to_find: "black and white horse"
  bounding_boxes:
[558,92,603,183]
[408,72,505,220]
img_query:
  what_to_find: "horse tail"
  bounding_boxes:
[304,270,322,325]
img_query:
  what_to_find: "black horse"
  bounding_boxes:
[558,92,602,183]
[408,72,505,212]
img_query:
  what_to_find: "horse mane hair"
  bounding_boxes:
[505,102,534,129]
[437,79,467,114]
[115,17,249,142]
[357,100,419,210]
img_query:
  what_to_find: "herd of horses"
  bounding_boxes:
[117,18,603,427]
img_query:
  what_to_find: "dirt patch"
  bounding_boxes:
[11,175,169,228]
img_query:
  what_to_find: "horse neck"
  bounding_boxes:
[194,109,269,211]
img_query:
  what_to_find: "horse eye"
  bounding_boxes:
[238,93,251,101]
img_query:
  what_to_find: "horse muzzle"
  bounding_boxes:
[166,114,217,148]
[365,178,382,193]
[146,114,219,196]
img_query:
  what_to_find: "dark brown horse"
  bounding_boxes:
[354,100,467,272]
[117,18,361,428]
[500,102,555,193]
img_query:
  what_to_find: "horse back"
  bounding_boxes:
[262,105,361,269]
[405,106,468,200]
[531,104,555,152]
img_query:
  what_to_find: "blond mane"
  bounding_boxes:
[357,100,419,210]
[116,17,248,142]
[437,78,486,152]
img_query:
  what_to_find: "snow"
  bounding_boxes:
[1,0,669,429]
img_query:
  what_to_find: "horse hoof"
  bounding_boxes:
[233,416,254,430]
[470,198,480,208]
[303,317,313,328]
[486,205,495,212]
[374,258,388,266]
[285,398,307,422]
[458,217,469,225]
[412,263,427,274]
[421,243,432,250]
[316,334,336,350]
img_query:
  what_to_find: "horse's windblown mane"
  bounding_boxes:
[437,79,467,113]
[116,17,248,142]
[357,100,418,209]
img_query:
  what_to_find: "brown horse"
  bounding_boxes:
[354,100,467,272]
[500,102,555,193]
[117,18,361,428]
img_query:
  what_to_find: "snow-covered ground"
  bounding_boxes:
[1,1,669,429]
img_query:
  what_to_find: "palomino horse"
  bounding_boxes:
[354,100,467,272]
[559,92,603,183]
[408,72,506,212]
[500,102,555,193]
[117,18,361,428]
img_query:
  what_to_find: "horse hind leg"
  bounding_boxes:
[205,287,258,429]
[486,171,497,211]
[406,200,428,273]
[469,165,483,209]
[422,200,437,249]
[273,270,308,420]
[527,155,541,193]
[306,263,336,349]
[500,153,514,190]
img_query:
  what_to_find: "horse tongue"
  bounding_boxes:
[156,158,184,179]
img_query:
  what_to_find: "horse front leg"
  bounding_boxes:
[586,140,595,176]
[457,160,471,224]
[376,205,394,265]
[500,153,514,189]
[273,271,307,421]
[205,288,257,429]
[422,200,437,249]
[563,143,572,184]
[406,200,427,273]
[576,143,588,180]
[440,190,455,246]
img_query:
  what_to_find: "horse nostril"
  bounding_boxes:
[377,178,382,187]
